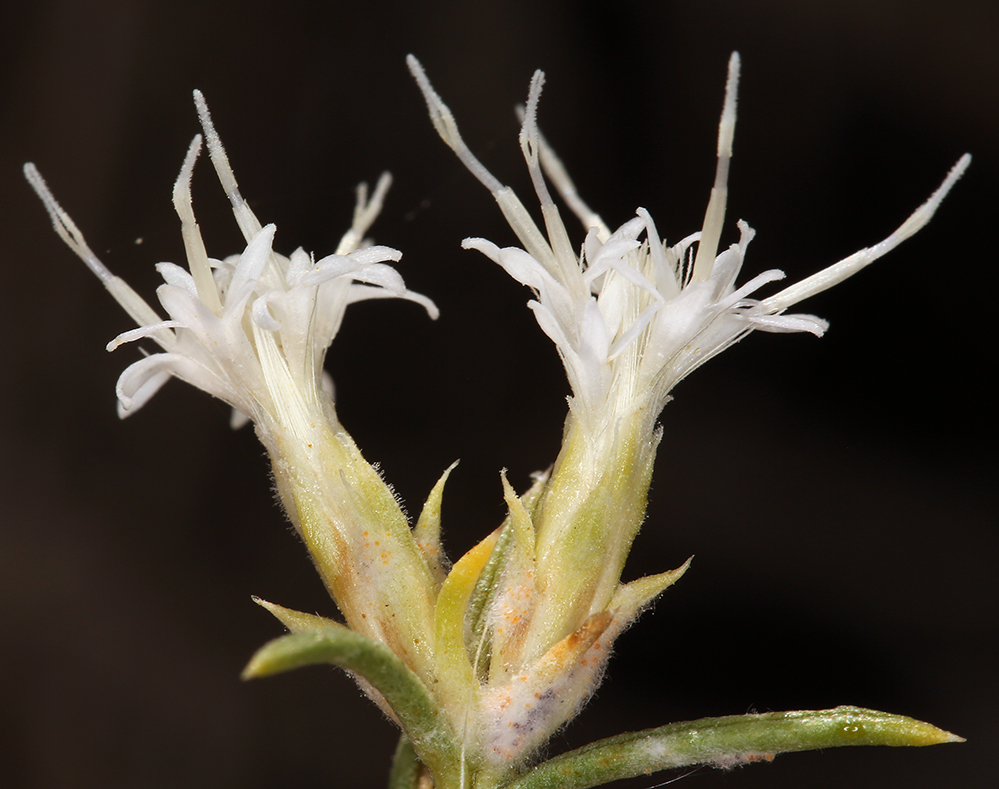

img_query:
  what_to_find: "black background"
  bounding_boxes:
[1,1,994,787]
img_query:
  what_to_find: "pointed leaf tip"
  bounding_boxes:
[252,596,340,634]
[241,626,459,779]
[502,706,962,789]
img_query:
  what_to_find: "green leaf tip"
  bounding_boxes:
[251,595,340,633]
[242,626,461,783]
[776,705,964,748]
[501,706,962,789]
[388,737,423,789]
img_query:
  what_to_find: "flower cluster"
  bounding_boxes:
[25,91,447,694]
[26,91,435,429]
[410,53,968,440]
[408,51,968,775]
[27,57,968,789]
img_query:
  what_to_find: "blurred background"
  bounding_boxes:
[1,1,995,787]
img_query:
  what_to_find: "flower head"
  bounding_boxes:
[25,90,436,432]
[410,53,968,440]
[409,52,969,773]
[26,90,445,696]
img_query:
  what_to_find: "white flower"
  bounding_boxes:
[410,53,969,437]
[408,54,971,772]
[25,89,436,433]
[27,89,446,702]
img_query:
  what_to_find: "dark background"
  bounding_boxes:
[1,1,994,787]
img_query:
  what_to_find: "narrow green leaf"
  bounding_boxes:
[243,626,459,782]
[466,471,549,679]
[433,526,501,716]
[465,523,513,678]
[501,706,963,789]
[251,596,338,632]
[388,737,422,789]
[414,460,460,588]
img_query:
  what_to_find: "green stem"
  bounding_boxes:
[500,706,962,789]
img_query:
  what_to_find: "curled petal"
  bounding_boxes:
[116,351,252,417]
[717,268,785,310]
[463,238,561,294]
[749,312,829,335]
[345,284,440,319]
[252,291,285,331]
[106,320,180,352]
[155,262,197,293]
[115,365,172,418]
[346,244,403,265]
[301,260,406,292]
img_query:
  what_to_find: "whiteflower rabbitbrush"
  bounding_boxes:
[25,90,447,711]
[26,57,965,789]
[405,51,967,785]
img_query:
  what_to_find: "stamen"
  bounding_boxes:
[406,55,505,194]
[24,162,164,329]
[409,54,558,272]
[25,162,112,283]
[520,71,578,284]
[193,89,264,243]
[519,104,611,241]
[336,171,393,255]
[760,153,971,311]
[691,51,740,283]
[172,135,223,315]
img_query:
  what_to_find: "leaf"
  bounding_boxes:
[466,471,550,679]
[433,526,502,715]
[414,460,460,588]
[243,625,459,783]
[608,557,691,617]
[388,737,423,789]
[500,706,963,789]
[251,596,339,632]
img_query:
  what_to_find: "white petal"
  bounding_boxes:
[749,312,828,336]
[286,247,314,283]
[462,238,560,294]
[345,245,403,265]
[116,365,172,418]
[716,268,785,310]
[120,351,252,415]
[155,262,197,293]
[226,224,276,310]
[252,291,285,331]
[344,284,439,319]
[106,320,180,351]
